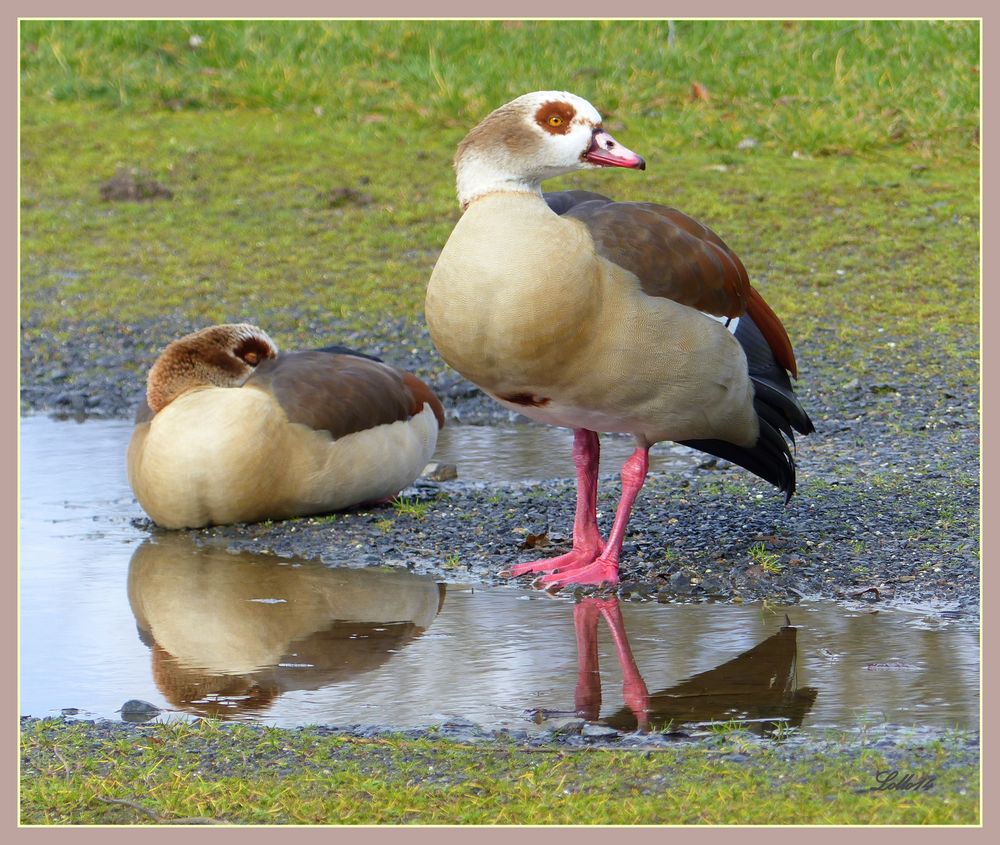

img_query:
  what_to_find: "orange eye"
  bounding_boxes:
[548,115,563,127]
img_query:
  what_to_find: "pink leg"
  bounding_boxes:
[596,598,650,732]
[539,446,649,587]
[573,600,603,721]
[502,429,605,578]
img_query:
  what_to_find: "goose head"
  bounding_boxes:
[146,323,278,413]
[454,90,645,209]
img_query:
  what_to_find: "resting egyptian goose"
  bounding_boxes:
[127,324,444,529]
[425,91,814,587]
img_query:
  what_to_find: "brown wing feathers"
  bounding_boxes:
[401,372,446,429]
[745,286,797,378]
[247,351,443,439]
[545,191,798,378]
[551,196,748,317]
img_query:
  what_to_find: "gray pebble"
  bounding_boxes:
[581,723,620,739]
[119,699,160,722]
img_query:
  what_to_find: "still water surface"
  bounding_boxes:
[20,417,978,733]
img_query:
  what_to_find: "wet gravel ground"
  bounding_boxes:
[20,714,981,771]
[21,314,980,619]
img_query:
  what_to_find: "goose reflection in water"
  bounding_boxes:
[127,535,445,719]
[569,597,818,735]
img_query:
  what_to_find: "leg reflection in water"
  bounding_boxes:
[571,597,819,735]
[574,597,650,731]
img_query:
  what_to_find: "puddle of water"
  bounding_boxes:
[430,424,700,482]
[20,417,979,734]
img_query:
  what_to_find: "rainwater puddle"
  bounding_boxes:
[20,417,979,734]
[431,423,700,481]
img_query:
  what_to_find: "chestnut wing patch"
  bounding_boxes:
[247,352,416,439]
[545,190,798,377]
[556,195,750,317]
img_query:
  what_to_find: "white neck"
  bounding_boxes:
[455,153,544,210]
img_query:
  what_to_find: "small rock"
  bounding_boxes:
[736,137,759,151]
[445,381,480,399]
[440,728,481,743]
[60,708,80,716]
[521,532,552,550]
[661,729,692,740]
[439,716,477,730]
[699,575,725,595]
[545,717,585,734]
[697,457,725,470]
[581,723,620,739]
[119,699,160,722]
[53,391,87,411]
[422,462,458,482]
[670,570,695,594]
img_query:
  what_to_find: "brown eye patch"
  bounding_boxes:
[535,101,576,135]
[235,337,276,367]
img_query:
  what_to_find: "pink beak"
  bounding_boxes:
[585,128,646,170]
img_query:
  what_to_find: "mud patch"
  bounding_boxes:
[100,168,174,202]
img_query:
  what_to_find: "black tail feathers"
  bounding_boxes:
[680,313,814,502]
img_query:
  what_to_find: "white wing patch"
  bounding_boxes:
[705,313,740,335]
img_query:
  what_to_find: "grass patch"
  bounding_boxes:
[20,20,978,154]
[20,20,979,367]
[390,496,431,519]
[748,542,783,574]
[20,719,980,825]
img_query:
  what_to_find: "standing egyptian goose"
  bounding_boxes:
[127,324,444,529]
[425,91,813,588]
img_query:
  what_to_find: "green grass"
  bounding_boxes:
[20,719,980,825]
[748,542,783,574]
[20,20,978,152]
[390,496,431,518]
[20,20,980,367]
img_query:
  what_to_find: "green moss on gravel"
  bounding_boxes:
[20,719,979,825]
